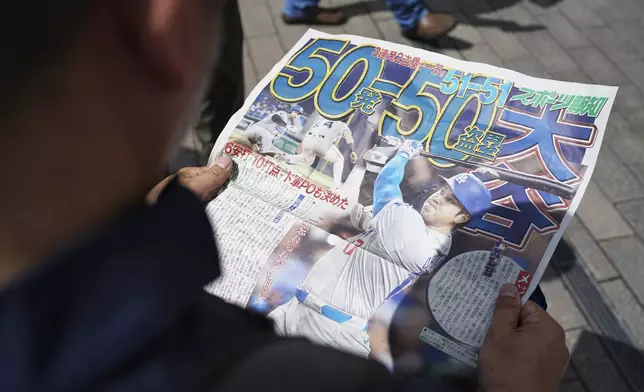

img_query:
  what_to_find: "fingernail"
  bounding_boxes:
[499,283,519,298]
[215,155,232,170]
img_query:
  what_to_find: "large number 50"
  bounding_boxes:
[270,39,384,119]
[270,39,350,103]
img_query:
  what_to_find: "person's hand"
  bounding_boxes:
[478,283,569,392]
[350,151,358,163]
[398,139,423,159]
[147,155,233,204]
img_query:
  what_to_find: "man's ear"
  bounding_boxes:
[454,213,471,225]
[117,0,187,91]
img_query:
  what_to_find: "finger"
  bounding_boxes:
[189,155,233,201]
[488,283,521,335]
[518,300,545,327]
[146,174,177,204]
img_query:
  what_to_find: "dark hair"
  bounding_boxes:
[0,2,93,119]
[412,182,471,232]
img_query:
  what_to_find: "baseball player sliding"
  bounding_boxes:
[268,139,492,357]
[276,119,357,189]
[244,104,304,154]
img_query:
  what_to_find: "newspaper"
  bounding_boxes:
[204,29,617,376]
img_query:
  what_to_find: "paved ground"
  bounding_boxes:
[237,1,644,390]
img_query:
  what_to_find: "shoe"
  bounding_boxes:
[281,7,347,25]
[402,13,457,41]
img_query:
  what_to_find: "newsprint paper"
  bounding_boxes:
[203,29,617,383]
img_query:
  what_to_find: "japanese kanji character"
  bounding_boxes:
[567,95,591,115]
[453,126,485,155]
[401,55,411,67]
[474,131,506,161]
[410,57,420,69]
[320,190,334,202]
[582,96,608,117]
[350,87,383,116]
[269,165,281,178]
[509,87,536,106]
[387,51,398,62]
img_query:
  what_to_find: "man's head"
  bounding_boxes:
[0,0,229,269]
[418,173,491,232]
[2,0,227,173]
[289,105,304,118]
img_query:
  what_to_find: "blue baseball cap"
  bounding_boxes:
[442,173,491,217]
[290,104,304,114]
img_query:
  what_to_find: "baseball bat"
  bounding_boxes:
[418,151,577,200]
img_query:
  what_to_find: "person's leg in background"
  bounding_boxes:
[282,0,347,25]
[385,0,456,40]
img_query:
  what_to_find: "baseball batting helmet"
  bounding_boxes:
[442,173,491,217]
[290,104,304,114]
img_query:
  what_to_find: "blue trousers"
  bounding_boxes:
[283,0,429,30]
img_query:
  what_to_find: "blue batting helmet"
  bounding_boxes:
[443,173,491,217]
[290,105,304,114]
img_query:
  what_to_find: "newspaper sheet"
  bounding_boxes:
[204,29,617,377]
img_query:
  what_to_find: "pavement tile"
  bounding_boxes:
[584,27,641,64]
[342,14,382,39]
[601,279,644,349]
[592,146,644,202]
[374,19,412,46]
[603,112,644,165]
[610,20,644,59]
[243,45,258,97]
[449,14,484,46]
[478,24,530,59]
[576,181,633,240]
[265,0,282,15]
[503,56,551,78]
[363,0,394,21]
[541,276,588,330]
[564,217,619,281]
[568,329,631,392]
[537,13,591,49]
[616,199,644,239]
[460,44,504,67]
[559,0,604,28]
[518,30,579,72]
[558,381,586,392]
[549,69,592,83]
[273,20,310,51]
[522,0,562,15]
[568,47,629,86]
[630,162,644,188]
[600,236,644,304]
[247,35,286,80]
[617,60,644,93]
[239,0,276,38]
[612,85,644,126]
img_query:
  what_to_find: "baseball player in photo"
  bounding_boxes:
[276,119,357,189]
[244,104,304,154]
[267,139,492,358]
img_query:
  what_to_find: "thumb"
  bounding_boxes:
[187,155,233,201]
[488,283,521,335]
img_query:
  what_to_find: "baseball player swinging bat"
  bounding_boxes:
[376,136,578,200]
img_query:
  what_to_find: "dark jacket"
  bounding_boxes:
[0,182,398,392]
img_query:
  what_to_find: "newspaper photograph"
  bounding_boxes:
[203,29,618,380]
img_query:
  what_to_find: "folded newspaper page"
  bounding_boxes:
[204,29,617,378]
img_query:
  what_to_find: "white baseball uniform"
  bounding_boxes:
[283,120,352,188]
[245,111,299,154]
[268,198,452,356]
